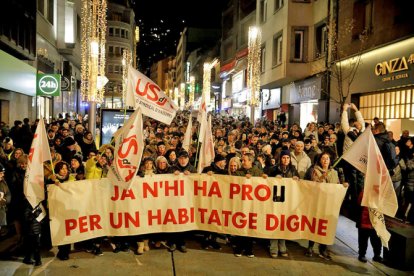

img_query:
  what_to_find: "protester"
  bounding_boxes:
[305,152,348,260]
[267,150,299,258]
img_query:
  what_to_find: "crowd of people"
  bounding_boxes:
[0,103,413,266]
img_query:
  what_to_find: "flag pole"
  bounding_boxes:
[332,155,343,168]
[194,123,201,167]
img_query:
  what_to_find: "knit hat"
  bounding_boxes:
[214,155,226,163]
[64,137,76,146]
[280,150,291,159]
[3,137,13,146]
[177,150,189,158]
[71,154,83,165]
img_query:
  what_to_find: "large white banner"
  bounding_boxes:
[48,175,347,246]
[126,65,178,125]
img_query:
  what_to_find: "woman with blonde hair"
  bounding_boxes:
[228,157,241,175]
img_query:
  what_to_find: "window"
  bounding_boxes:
[272,33,283,66]
[293,30,304,61]
[261,45,266,73]
[121,29,125,38]
[108,65,113,74]
[37,0,54,24]
[37,0,45,15]
[274,0,283,11]
[114,65,120,74]
[260,0,267,24]
[125,30,129,39]
[47,0,54,24]
[109,28,114,37]
[291,27,308,62]
[108,46,113,54]
[315,23,327,58]
[115,28,120,37]
[353,0,372,39]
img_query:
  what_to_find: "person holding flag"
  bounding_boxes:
[22,117,52,265]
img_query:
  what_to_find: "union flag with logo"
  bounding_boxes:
[107,108,144,189]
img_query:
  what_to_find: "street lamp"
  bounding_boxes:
[247,26,262,124]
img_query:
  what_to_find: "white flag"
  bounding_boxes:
[107,108,144,189]
[197,84,208,143]
[197,115,215,173]
[24,117,52,209]
[342,125,398,247]
[126,65,178,125]
[182,114,192,153]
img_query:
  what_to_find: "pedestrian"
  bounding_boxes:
[305,152,348,260]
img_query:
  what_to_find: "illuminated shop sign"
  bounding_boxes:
[375,53,414,82]
[290,76,321,103]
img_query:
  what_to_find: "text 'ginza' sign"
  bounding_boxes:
[48,175,347,246]
[375,53,414,82]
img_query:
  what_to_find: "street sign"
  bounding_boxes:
[36,74,61,96]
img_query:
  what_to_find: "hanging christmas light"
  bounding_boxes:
[80,0,107,103]
[247,26,262,107]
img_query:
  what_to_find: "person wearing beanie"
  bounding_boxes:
[3,137,14,160]
[233,153,266,258]
[69,155,85,181]
[201,154,227,175]
[267,149,299,259]
[168,150,196,253]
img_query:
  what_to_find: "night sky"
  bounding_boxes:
[133,0,226,74]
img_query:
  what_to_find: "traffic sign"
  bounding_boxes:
[36,74,61,96]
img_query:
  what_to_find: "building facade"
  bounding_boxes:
[257,0,329,129]
[105,0,136,108]
[330,0,414,137]
[220,0,256,117]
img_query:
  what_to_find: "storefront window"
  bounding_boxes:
[360,89,414,121]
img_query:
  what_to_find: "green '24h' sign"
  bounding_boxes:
[36,74,61,96]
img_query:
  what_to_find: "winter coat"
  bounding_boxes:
[0,179,11,226]
[268,164,299,178]
[234,166,263,177]
[290,151,312,179]
[309,165,340,184]
[85,158,108,179]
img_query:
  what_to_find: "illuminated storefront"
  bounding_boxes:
[335,37,414,137]
[285,76,327,131]
[262,88,281,121]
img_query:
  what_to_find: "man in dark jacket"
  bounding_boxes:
[200,155,227,250]
[202,155,227,175]
[233,153,264,258]
[373,122,398,171]
[167,150,195,253]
